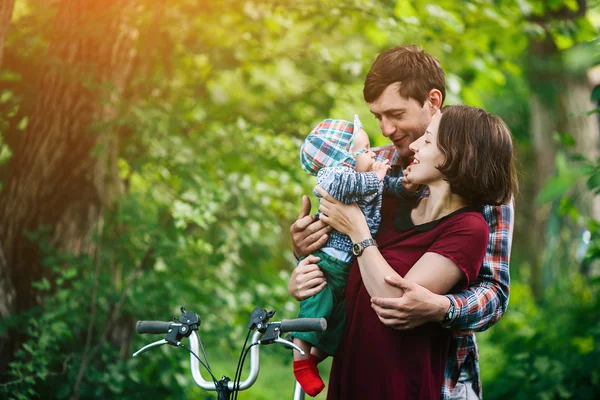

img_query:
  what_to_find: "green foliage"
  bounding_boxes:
[482,104,600,399]
[479,277,600,400]
[1,0,599,399]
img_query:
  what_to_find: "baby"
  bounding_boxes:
[292,115,410,396]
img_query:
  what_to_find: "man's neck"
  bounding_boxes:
[400,156,412,168]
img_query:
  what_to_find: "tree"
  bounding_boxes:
[0,0,15,68]
[1,0,599,398]
[0,0,138,372]
[525,0,599,295]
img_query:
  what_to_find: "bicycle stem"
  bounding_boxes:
[189,330,262,391]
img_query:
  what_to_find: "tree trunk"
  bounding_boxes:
[527,27,600,297]
[0,0,137,373]
[0,0,15,68]
[561,75,600,221]
[527,37,562,300]
[561,75,600,277]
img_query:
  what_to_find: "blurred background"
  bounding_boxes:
[0,0,599,399]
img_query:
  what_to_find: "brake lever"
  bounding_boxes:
[273,337,305,356]
[253,322,306,356]
[132,339,169,357]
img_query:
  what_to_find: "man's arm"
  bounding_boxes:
[443,202,513,334]
[371,202,513,333]
[288,196,329,300]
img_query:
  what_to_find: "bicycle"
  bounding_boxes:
[133,306,326,400]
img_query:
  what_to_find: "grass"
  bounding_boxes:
[185,348,333,399]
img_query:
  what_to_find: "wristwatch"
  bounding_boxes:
[442,299,457,326]
[352,238,378,256]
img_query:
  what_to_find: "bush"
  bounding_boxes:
[481,275,600,400]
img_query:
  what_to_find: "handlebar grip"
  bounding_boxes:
[136,321,173,334]
[280,318,327,333]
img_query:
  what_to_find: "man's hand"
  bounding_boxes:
[290,195,331,258]
[371,159,391,181]
[288,255,327,301]
[370,275,449,330]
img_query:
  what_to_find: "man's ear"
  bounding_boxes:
[427,89,443,112]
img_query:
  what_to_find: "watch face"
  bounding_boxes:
[352,243,361,256]
[444,304,456,323]
[450,305,457,319]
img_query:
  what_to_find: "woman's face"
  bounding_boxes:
[405,113,444,185]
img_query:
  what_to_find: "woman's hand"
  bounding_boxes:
[314,186,370,242]
[288,255,327,301]
[401,169,420,193]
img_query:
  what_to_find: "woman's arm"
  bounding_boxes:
[315,187,474,298]
[315,186,403,297]
[354,248,465,298]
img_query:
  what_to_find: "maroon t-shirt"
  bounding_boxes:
[327,195,489,400]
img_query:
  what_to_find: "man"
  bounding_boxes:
[288,45,514,399]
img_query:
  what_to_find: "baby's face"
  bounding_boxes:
[352,129,376,172]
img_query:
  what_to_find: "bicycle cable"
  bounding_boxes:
[178,342,223,397]
[233,342,259,400]
[232,328,252,397]
[197,338,213,375]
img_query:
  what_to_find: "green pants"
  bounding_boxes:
[293,250,351,356]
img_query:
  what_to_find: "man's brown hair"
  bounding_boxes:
[363,45,446,105]
[437,105,517,208]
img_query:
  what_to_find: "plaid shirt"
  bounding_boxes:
[374,145,513,400]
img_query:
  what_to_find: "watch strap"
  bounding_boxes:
[352,237,378,256]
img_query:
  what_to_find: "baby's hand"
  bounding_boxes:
[371,159,391,181]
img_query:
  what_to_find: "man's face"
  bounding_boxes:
[368,82,435,160]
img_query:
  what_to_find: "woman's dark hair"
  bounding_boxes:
[363,45,446,105]
[437,105,517,207]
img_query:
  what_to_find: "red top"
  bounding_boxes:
[327,195,489,400]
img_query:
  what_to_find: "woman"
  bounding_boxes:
[314,105,517,399]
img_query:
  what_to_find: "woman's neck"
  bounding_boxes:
[412,182,469,224]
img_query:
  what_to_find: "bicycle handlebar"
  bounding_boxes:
[136,321,173,334]
[280,318,326,333]
[133,308,327,396]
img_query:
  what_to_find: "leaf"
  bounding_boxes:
[570,336,594,354]
[537,174,579,203]
[17,116,28,131]
[586,108,600,116]
[587,172,600,191]
[575,16,598,42]
[31,278,51,291]
[552,31,574,51]
[394,0,417,18]
[553,132,576,148]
